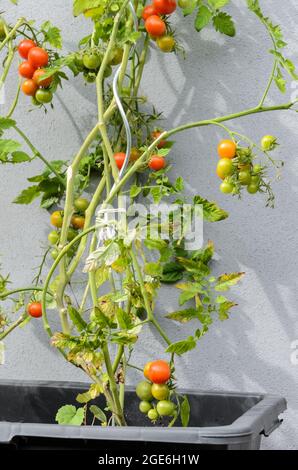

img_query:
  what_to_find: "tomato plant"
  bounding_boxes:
[0,0,297,430]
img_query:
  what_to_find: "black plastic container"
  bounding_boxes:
[0,380,286,450]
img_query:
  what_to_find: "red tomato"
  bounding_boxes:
[149,155,166,170]
[18,61,36,79]
[153,0,177,15]
[21,79,38,96]
[28,47,49,68]
[32,69,53,88]
[142,4,159,20]
[27,302,42,318]
[18,39,36,59]
[145,15,166,37]
[147,360,171,384]
[114,152,126,170]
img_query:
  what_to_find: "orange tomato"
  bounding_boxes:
[217,139,237,159]
[21,79,38,96]
[32,69,53,88]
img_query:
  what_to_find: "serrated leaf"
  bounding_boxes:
[161,262,184,283]
[215,272,245,291]
[68,305,87,332]
[130,184,142,198]
[73,0,100,16]
[195,5,213,32]
[13,186,41,204]
[213,12,236,37]
[41,21,62,48]
[0,118,16,130]
[218,300,237,320]
[180,395,190,427]
[165,308,198,323]
[166,336,197,355]
[144,262,162,277]
[76,390,92,404]
[193,195,228,222]
[0,139,21,154]
[55,405,85,425]
[90,405,106,422]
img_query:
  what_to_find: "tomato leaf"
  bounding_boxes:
[195,5,213,32]
[0,139,21,154]
[166,336,197,355]
[13,186,41,204]
[55,405,85,425]
[161,262,185,283]
[165,308,198,323]
[193,195,228,222]
[212,12,236,37]
[208,0,230,9]
[41,21,62,49]
[10,151,31,163]
[68,305,87,332]
[180,395,190,427]
[214,272,245,291]
[0,118,16,132]
[90,405,106,423]
[73,0,101,17]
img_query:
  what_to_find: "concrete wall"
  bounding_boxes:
[1,0,298,449]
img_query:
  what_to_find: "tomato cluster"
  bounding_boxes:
[49,198,89,259]
[142,0,176,53]
[74,46,123,83]
[113,129,168,172]
[216,139,267,196]
[136,360,176,421]
[18,39,54,104]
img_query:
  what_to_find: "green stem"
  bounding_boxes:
[7,82,21,119]
[0,18,25,52]
[0,286,48,300]
[0,314,28,341]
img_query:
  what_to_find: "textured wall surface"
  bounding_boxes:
[1,0,298,450]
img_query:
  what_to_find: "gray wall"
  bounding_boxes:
[1,0,298,450]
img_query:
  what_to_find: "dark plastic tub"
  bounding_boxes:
[0,380,286,450]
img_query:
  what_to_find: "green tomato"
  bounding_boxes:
[0,19,6,40]
[247,184,259,194]
[84,72,96,83]
[136,381,153,401]
[253,164,262,174]
[151,383,169,401]
[238,170,251,185]
[251,175,260,184]
[83,52,101,70]
[51,248,59,260]
[67,228,78,242]
[74,197,89,212]
[104,64,112,78]
[74,54,84,70]
[139,401,152,414]
[110,47,123,66]
[220,181,234,194]
[178,0,194,8]
[48,230,59,245]
[147,408,159,421]
[35,89,53,104]
[261,135,277,151]
[31,96,41,106]
[216,158,233,179]
[156,400,176,417]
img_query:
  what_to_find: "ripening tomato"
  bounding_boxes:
[153,0,177,15]
[143,361,154,380]
[21,79,38,96]
[28,47,49,68]
[152,130,167,149]
[145,15,166,37]
[110,47,123,65]
[142,4,159,20]
[149,155,166,171]
[50,211,63,228]
[18,39,36,59]
[18,61,36,79]
[216,158,233,179]
[27,302,42,318]
[130,147,141,162]
[114,152,126,169]
[156,35,175,52]
[151,383,169,400]
[147,360,171,384]
[217,139,237,159]
[71,215,85,230]
[32,69,53,88]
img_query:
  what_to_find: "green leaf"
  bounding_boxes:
[73,0,101,16]
[0,118,16,130]
[161,262,184,283]
[55,405,85,425]
[218,300,237,320]
[174,176,184,192]
[76,390,92,404]
[144,262,162,277]
[166,336,197,355]
[41,21,62,48]
[215,272,245,291]
[10,151,31,163]
[274,67,286,93]
[180,395,190,427]
[13,186,41,204]
[0,139,21,154]
[195,5,213,32]
[213,12,236,37]
[67,305,87,332]
[165,308,198,323]
[90,405,106,423]
[208,0,230,7]
[130,184,142,198]
[193,195,228,222]
[182,0,196,16]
